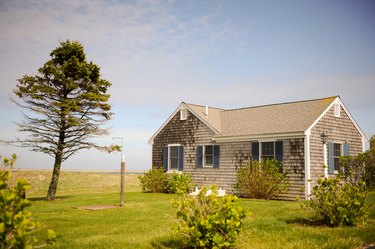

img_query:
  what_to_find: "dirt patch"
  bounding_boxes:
[75,205,119,211]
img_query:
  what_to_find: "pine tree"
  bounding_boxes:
[13,40,113,200]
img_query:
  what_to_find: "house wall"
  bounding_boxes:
[152,110,239,191]
[309,104,363,187]
[152,110,306,199]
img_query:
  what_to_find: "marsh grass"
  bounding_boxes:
[11,171,375,249]
[9,170,141,196]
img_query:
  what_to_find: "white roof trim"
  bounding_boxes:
[305,96,367,141]
[148,102,220,144]
[148,103,185,144]
[213,131,305,142]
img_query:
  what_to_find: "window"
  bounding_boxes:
[333,143,341,171]
[180,108,187,120]
[197,145,220,168]
[163,145,184,171]
[169,146,179,169]
[252,141,283,162]
[261,142,274,161]
[328,142,349,174]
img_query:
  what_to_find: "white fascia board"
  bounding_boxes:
[336,97,368,142]
[305,97,337,135]
[212,131,305,142]
[148,102,220,144]
[305,96,367,142]
[148,102,186,144]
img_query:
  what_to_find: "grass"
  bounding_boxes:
[10,170,375,249]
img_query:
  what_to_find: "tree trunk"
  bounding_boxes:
[47,152,63,200]
[47,124,65,200]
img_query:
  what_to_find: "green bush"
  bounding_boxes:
[340,149,375,189]
[167,171,193,194]
[304,175,368,227]
[173,185,246,249]
[138,168,169,193]
[0,154,56,248]
[139,169,193,194]
[235,159,289,199]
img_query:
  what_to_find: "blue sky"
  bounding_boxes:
[0,0,374,171]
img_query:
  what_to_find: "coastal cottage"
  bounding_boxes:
[149,96,366,199]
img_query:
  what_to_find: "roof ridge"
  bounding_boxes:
[183,102,225,111]
[223,96,338,112]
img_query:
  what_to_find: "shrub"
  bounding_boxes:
[139,168,169,193]
[0,154,56,248]
[235,159,289,199]
[167,171,193,194]
[339,149,375,189]
[173,185,246,249]
[304,175,368,227]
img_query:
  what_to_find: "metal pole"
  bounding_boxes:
[113,137,125,207]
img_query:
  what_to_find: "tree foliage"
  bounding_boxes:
[12,40,112,200]
[0,154,56,248]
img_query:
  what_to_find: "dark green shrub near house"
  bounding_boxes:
[139,169,193,194]
[304,174,368,227]
[139,168,169,193]
[235,159,289,199]
[340,149,375,189]
[173,185,246,249]
[167,171,193,194]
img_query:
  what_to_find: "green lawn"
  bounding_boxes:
[11,171,375,249]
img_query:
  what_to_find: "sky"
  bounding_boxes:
[0,0,374,171]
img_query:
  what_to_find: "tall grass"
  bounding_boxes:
[9,170,141,196]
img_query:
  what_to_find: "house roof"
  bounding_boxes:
[149,96,367,144]
[184,103,224,134]
[219,96,336,137]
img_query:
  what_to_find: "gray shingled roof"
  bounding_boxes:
[186,96,337,137]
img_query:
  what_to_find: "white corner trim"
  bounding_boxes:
[323,143,328,178]
[304,132,311,200]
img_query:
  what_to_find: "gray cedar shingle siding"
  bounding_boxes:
[309,104,363,188]
[150,96,365,200]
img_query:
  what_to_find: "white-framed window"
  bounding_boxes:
[328,142,349,174]
[163,144,184,171]
[197,145,220,168]
[180,108,187,120]
[333,143,341,171]
[252,141,283,162]
[334,103,340,118]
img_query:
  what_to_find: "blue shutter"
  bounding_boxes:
[252,142,259,161]
[328,143,334,174]
[178,146,184,171]
[343,143,350,156]
[197,146,203,168]
[213,145,220,168]
[275,141,283,162]
[163,146,168,172]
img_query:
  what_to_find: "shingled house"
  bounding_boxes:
[149,96,367,199]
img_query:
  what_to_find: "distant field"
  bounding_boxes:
[9,170,142,196]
